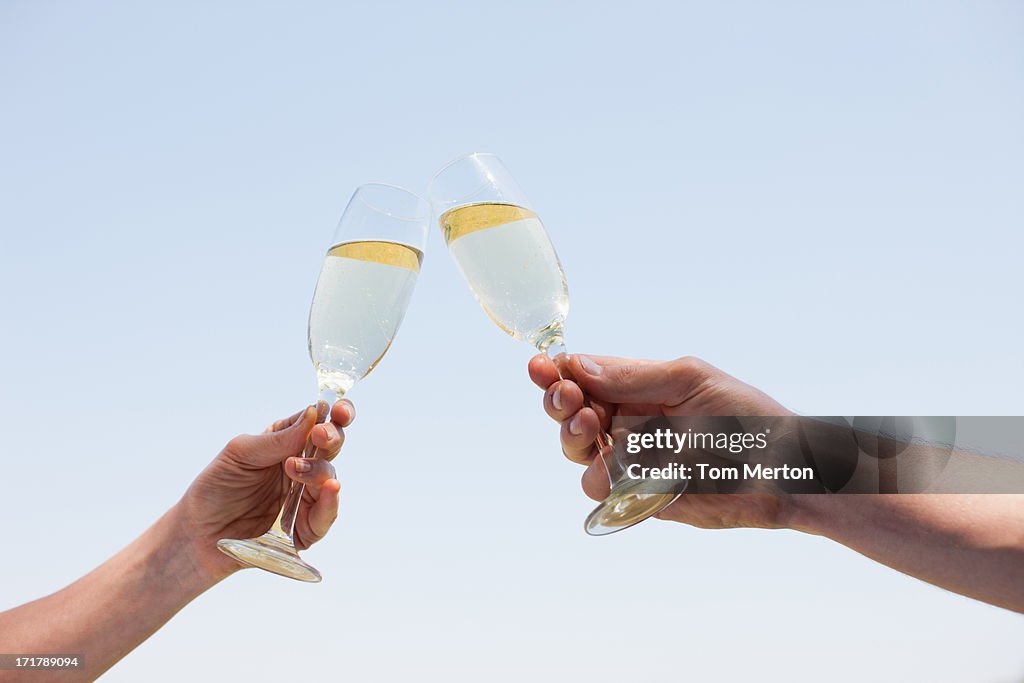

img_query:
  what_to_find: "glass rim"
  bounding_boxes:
[426,151,501,197]
[352,182,431,223]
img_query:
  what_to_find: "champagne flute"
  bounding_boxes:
[427,153,685,535]
[217,183,429,580]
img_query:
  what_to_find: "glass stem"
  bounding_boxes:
[542,339,626,484]
[276,391,336,543]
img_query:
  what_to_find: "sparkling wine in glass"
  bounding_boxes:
[216,184,429,580]
[428,153,685,535]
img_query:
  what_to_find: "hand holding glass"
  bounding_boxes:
[216,184,428,579]
[428,153,684,535]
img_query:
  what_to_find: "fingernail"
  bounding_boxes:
[552,385,563,411]
[578,355,602,376]
[294,458,312,473]
[569,414,582,435]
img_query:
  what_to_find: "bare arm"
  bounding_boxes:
[0,507,215,681]
[791,494,1024,613]
[0,401,352,681]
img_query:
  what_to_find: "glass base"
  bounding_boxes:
[216,532,322,583]
[584,480,683,536]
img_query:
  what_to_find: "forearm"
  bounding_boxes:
[790,494,1024,612]
[0,505,222,681]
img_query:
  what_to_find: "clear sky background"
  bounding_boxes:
[2,1,1023,681]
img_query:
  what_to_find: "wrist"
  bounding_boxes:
[781,494,836,537]
[156,503,238,593]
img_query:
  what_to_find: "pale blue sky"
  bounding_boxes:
[1,1,1023,681]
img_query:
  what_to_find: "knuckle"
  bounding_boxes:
[223,435,248,457]
[673,355,709,378]
[668,356,712,395]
